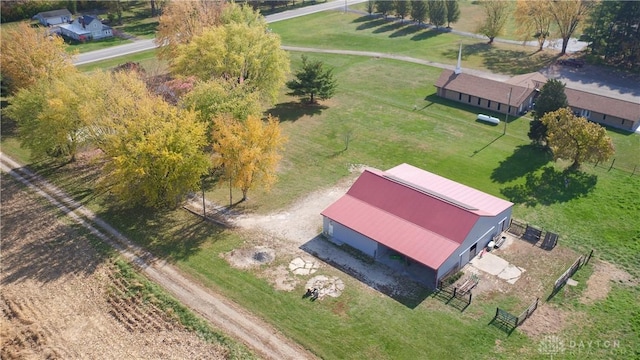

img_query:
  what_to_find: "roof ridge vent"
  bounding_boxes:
[382,174,478,211]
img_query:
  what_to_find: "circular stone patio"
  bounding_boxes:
[305,275,345,298]
[288,257,320,275]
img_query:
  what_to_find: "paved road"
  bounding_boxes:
[74,0,367,65]
[0,153,317,360]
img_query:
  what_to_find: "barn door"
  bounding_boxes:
[469,243,478,262]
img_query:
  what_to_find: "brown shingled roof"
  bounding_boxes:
[435,70,534,106]
[565,88,640,123]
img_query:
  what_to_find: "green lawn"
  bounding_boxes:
[350,0,582,43]
[2,10,638,358]
[5,50,638,359]
[76,49,165,73]
[66,36,133,54]
[269,11,559,75]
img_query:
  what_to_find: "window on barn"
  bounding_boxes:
[468,95,471,103]
[497,103,501,111]
[488,100,491,108]
[477,97,481,105]
[458,93,462,100]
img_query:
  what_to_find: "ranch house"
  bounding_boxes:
[434,69,640,132]
[59,15,113,41]
[321,164,513,289]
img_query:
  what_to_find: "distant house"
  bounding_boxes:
[59,15,112,41]
[321,164,513,289]
[33,9,72,26]
[434,69,640,132]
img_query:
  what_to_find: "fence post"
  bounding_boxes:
[453,287,457,298]
[609,158,615,171]
[585,250,594,265]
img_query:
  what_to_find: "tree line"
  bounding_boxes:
[1,2,336,209]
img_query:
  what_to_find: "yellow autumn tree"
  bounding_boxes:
[170,21,289,104]
[84,71,210,208]
[541,108,615,170]
[155,0,226,60]
[156,1,265,60]
[0,22,76,94]
[212,115,287,204]
[547,0,594,55]
[6,71,89,161]
[514,0,553,51]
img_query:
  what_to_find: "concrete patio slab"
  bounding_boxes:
[469,251,525,284]
[469,252,509,276]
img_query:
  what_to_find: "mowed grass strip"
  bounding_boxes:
[269,10,559,75]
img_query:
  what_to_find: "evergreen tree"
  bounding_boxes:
[583,1,640,69]
[529,79,568,145]
[286,55,337,104]
[376,0,394,18]
[410,0,428,24]
[445,0,460,28]
[428,0,446,28]
[395,1,410,22]
[366,0,376,15]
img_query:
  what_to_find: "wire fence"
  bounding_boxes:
[592,158,639,176]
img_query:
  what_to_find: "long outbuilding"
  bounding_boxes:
[434,69,640,132]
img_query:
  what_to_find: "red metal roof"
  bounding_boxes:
[322,195,460,270]
[321,165,513,270]
[386,164,513,216]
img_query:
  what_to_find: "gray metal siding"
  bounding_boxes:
[322,217,378,257]
[437,208,512,281]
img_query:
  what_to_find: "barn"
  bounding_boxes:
[321,164,513,289]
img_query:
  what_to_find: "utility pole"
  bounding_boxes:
[202,178,206,218]
[504,87,512,135]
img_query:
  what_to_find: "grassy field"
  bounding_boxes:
[4,50,638,358]
[350,0,582,43]
[269,11,559,75]
[2,8,638,358]
[75,49,165,73]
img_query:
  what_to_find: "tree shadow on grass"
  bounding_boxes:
[390,23,422,38]
[483,49,558,75]
[352,15,375,23]
[97,204,224,263]
[441,43,559,75]
[500,166,597,206]
[491,144,552,183]
[410,28,442,41]
[266,101,327,122]
[355,17,387,31]
[373,21,405,34]
[441,42,493,61]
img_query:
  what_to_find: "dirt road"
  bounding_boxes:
[0,153,316,360]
